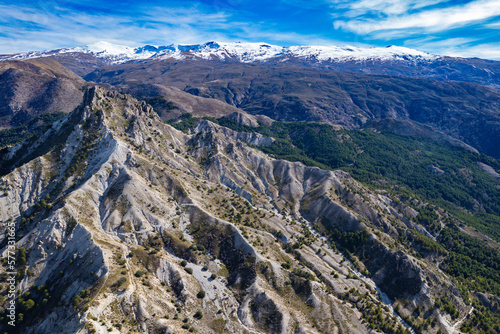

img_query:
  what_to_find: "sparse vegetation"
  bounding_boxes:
[168,114,197,133]
[111,277,127,289]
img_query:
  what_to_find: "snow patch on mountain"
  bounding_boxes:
[287,44,438,61]
[2,41,439,64]
[74,41,141,58]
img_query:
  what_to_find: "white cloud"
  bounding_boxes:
[394,35,500,60]
[486,21,500,28]
[439,43,500,59]
[334,0,500,35]
[399,36,475,54]
[405,36,478,48]
[0,2,350,54]
[0,4,236,53]
[342,0,415,16]
[330,0,449,17]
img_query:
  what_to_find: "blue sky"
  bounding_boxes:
[1,0,500,59]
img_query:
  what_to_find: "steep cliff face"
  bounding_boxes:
[0,87,470,333]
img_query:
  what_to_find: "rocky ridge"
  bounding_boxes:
[0,87,473,333]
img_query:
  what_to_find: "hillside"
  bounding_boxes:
[3,45,500,159]
[84,59,500,159]
[0,45,499,334]
[2,87,499,333]
[0,58,85,134]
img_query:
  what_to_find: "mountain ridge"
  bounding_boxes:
[84,59,500,159]
[2,41,439,64]
[1,42,500,333]
[0,58,85,128]
[0,86,429,333]
[3,41,499,89]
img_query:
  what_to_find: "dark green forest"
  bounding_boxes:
[0,113,66,149]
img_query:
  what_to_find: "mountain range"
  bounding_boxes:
[5,41,499,159]
[3,41,499,87]
[0,41,441,64]
[0,42,499,334]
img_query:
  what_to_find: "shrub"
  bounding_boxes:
[135,270,145,277]
[292,268,315,281]
[73,295,82,306]
[180,260,187,267]
[21,299,35,311]
[193,311,203,319]
[112,277,126,288]
[196,290,205,299]
[185,267,193,275]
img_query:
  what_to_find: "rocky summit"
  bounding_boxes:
[0,43,499,334]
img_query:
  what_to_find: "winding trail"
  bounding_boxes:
[439,306,474,334]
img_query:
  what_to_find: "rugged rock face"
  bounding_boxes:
[0,87,473,333]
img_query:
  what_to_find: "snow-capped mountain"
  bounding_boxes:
[4,40,498,89]
[3,40,439,64]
